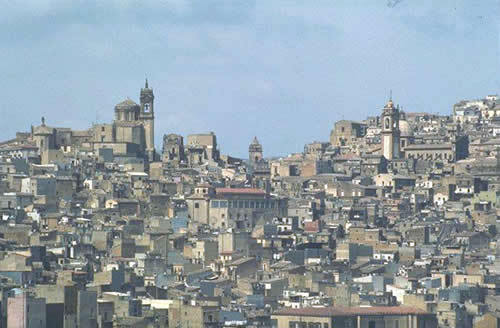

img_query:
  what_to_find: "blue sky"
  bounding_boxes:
[1,0,499,157]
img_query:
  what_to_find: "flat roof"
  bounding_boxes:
[273,306,428,317]
[216,188,266,195]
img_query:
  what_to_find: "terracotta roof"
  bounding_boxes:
[273,306,428,317]
[215,188,266,195]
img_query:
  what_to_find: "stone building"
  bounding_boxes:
[404,136,469,163]
[186,186,287,229]
[162,133,185,165]
[185,132,220,165]
[330,120,367,147]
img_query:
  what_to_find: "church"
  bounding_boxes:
[30,80,156,165]
[93,79,156,162]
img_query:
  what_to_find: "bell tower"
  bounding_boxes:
[381,95,401,160]
[249,136,263,163]
[140,79,155,161]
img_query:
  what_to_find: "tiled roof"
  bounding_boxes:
[273,306,428,317]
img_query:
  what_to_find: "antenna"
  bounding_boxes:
[389,89,393,102]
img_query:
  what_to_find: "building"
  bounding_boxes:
[186,186,287,229]
[162,133,185,165]
[330,120,367,147]
[272,306,437,328]
[7,290,46,328]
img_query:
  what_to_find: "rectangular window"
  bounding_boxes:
[239,201,245,208]
[220,201,228,208]
[244,200,249,208]
[250,201,255,208]
[228,201,233,208]
[212,201,219,208]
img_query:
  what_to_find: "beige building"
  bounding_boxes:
[272,306,437,328]
[330,120,367,147]
[186,186,287,229]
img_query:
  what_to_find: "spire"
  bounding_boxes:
[389,89,393,102]
[145,78,149,89]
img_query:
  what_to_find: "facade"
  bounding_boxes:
[186,132,219,164]
[403,136,469,163]
[7,290,47,328]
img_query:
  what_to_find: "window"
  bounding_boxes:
[220,201,228,208]
[369,321,376,328]
[195,203,199,209]
[239,201,244,208]
[244,200,249,208]
[211,201,219,208]
[250,201,255,208]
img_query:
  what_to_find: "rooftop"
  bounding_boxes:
[273,306,429,317]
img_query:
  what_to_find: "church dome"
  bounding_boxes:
[115,99,139,111]
[399,119,413,137]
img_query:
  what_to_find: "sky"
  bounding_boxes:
[1,0,499,157]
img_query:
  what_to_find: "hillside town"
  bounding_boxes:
[0,81,499,328]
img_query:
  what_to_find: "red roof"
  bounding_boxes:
[216,188,266,195]
[304,221,320,233]
[274,306,428,317]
